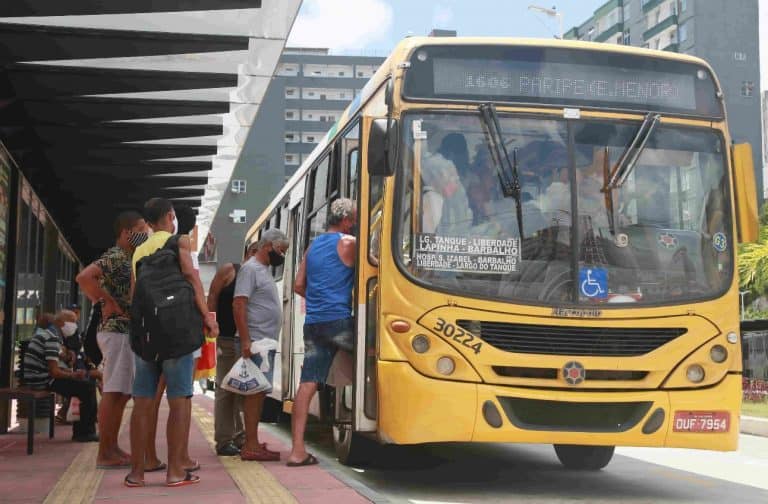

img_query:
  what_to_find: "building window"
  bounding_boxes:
[285,110,297,120]
[285,87,298,99]
[230,209,246,224]
[277,64,299,77]
[284,132,298,143]
[623,30,631,45]
[285,154,299,165]
[623,0,632,21]
[741,81,754,97]
[678,21,689,42]
[338,71,346,77]
[307,136,316,143]
[734,51,747,61]
[231,180,246,194]
[680,0,687,12]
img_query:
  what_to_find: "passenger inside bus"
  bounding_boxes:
[420,148,473,235]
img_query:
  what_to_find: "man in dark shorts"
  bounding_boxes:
[287,198,357,467]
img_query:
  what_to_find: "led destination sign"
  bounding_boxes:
[402,45,723,118]
[434,58,696,110]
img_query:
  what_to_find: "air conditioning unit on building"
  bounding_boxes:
[229,209,246,223]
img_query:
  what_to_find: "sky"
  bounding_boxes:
[286,0,609,56]
[287,0,766,92]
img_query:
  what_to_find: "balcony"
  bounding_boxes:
[595,22,623,42]
[643,14,677,40]
[662,43,679,52]
[642,0,664,13]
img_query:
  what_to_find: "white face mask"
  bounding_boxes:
[172,215,179,235]
[62,321,78,337]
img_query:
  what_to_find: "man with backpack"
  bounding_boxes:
[125,198,218,488]
[76,210,148,468]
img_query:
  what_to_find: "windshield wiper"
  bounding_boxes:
[606,112,660,189]
[479,103,524,239]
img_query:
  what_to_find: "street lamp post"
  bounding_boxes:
[528,4,563,39]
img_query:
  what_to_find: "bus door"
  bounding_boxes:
[281,202,302,401]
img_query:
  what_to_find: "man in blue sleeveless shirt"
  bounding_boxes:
[287,198,357,466]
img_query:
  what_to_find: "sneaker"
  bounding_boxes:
[72,433,99,443]
[216,442,240,456]
[241,447,280,462]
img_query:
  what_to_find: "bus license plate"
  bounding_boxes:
[673,411,730,433]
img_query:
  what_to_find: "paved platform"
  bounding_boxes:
[0,394,370,503]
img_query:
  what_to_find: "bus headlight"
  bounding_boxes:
[686,364,705,383]
[710,345,728,363]
[436,357,456,375]
[726,332,738,344]
[412,335,430,353]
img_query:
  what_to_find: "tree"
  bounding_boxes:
[739,203,768,296]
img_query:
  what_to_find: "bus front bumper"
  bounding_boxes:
[377,361,740,451]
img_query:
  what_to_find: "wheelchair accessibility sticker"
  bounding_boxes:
[579,267,608,300]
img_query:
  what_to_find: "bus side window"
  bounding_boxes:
[305,156,331,251]
[342,121,361,199]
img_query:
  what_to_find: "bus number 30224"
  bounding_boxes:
[433,318,483,354]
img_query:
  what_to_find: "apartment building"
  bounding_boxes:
[565,0,763,199]
[206,48,384,265]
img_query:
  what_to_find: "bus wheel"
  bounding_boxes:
[333,423,370,466]
[553,444,615,470]
[260,398,284,424]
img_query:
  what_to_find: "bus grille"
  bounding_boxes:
[497,397,652,432]
[456,320,686,356]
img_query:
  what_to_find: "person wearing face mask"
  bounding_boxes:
[287,198,357,467]
[23,310,99,442]
[142,203,203,476]
[77,211,148,466]
[232,228,289,462]
[126,198,217,488]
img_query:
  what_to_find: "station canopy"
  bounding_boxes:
[0,0,301,261]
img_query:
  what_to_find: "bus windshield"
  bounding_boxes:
[395,112,733,306]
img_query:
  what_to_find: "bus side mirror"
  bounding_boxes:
[368,118,398,177]
[732,143,759,243]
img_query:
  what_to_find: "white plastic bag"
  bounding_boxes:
[66,397,81,422]
[250,339,278,372]
[221,357,271,395]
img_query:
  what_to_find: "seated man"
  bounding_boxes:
[23,309,99,442]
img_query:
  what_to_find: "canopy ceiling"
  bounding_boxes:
[0,0,301,261]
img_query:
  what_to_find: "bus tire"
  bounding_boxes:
[260,397,283,423]
[553,444,614,470]
[333,423,372,466]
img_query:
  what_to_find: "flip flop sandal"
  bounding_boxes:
[286,454,318,467]
[183,461,200,472]
[124,476,145,488]
[145,462,167,472]
[166,473,200,487]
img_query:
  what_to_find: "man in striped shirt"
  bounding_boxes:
[23,310,98,442]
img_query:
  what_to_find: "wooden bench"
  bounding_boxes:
[0,388,55,454]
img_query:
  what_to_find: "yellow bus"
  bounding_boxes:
[245,37,759,469]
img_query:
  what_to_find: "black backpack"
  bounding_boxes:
[129,235,203,361]
[83,303,103,366]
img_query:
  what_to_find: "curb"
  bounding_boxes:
[741,415,768,437]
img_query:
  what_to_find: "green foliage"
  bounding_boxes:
[739,226,768,294]
[739,204,768,297]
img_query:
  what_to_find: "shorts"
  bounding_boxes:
[233,339,276,391]
[133,352,194,399]
[300,318,354,385]
[97,332,135,395]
